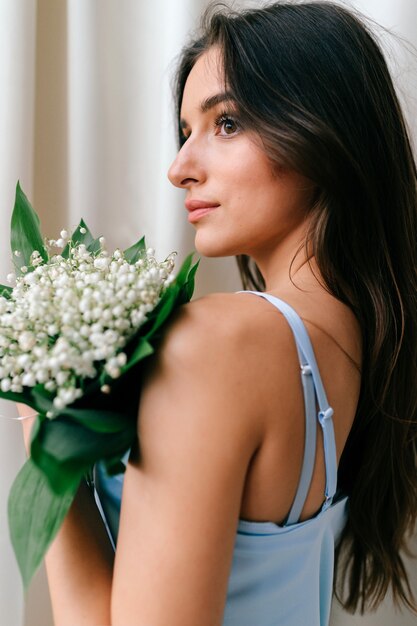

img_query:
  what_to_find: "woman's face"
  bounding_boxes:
[168,46,315,260]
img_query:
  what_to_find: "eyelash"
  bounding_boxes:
[213,110,241,136]
[180,109,241,143]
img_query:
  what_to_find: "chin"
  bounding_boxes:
[194,232,241,258]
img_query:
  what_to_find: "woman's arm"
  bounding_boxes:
[111,296,265,626]
[18,407,114,626]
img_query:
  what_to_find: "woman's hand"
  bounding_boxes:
[16,402,38,456]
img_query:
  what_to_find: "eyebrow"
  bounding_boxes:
[180,92,236,129]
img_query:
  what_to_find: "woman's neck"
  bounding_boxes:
[252,224,323,295]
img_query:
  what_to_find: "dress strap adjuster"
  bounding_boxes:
[318,407,334,424]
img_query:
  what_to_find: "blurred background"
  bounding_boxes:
[0,1,416,624]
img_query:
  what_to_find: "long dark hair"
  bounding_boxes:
[172,1,417,613]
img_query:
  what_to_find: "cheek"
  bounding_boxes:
[219,158,270,211]
[192,145,312,257]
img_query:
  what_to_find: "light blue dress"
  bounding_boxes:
[94,291,349,625]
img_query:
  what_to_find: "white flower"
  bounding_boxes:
[59,387,77,405]
[62,312,74,325]
[18,331,36,352]
[79,298,92,313]
[82,310,93,323]
[36,369,49,384]
[102,309,112,322]
[112,304,124,317]
[0,336,10,349]
[22,372,36,387]
[116,352,127,366]
[90,332,105,347]
[17,354,31,368]
[33,346,47,358]
[117,274,129,287]
[56,371,69,386]
[114,318,130,331]
[47,356,59,371]
[94,257,110,271]
[1,379,11,392]
[88,273,101,285]
[53,396,65,410]
[24,273,37,285]
[106,366,120,379]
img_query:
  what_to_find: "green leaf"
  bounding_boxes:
[121,338,154,374]
[30,385,54,413]
[11,182,48,275]
[123,236,146,264]
[173,252,195,287]
[8,458,78,588]
[144,286,179,338]
[0,388,37,408]
[59,407,134,433]
[61,219,98,259]
[87,238,102,255]
[0,284,13,299]
[30,416,135,494]
[138,254,199,341]
[185,258,200,300]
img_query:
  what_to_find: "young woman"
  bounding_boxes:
[21,1,417,624]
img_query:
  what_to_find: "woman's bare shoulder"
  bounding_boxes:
[159,291,294,365]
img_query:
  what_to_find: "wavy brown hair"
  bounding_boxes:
[171,0,417,613]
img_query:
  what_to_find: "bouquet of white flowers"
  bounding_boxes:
[1,183,199,587]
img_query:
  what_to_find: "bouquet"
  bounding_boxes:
[0,182,199,587]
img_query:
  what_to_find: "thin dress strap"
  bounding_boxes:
[236,290,338,525]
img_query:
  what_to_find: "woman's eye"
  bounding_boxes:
[214,113,240,136]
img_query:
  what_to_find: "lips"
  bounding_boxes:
[185,199,220,212]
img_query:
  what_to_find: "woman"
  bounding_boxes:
[21,1,417,624]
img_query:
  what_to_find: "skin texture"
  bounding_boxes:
[20,46,362,625]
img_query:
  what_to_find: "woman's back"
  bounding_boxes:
[224,287,360,625]
[95,278,362,624]
[228,285,361,526]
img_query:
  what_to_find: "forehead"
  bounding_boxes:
[181,47,225,111]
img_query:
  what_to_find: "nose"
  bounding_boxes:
[167,138,206,189]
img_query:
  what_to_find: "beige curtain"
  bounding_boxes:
[0,2,36,625]
[0,1,416,624]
